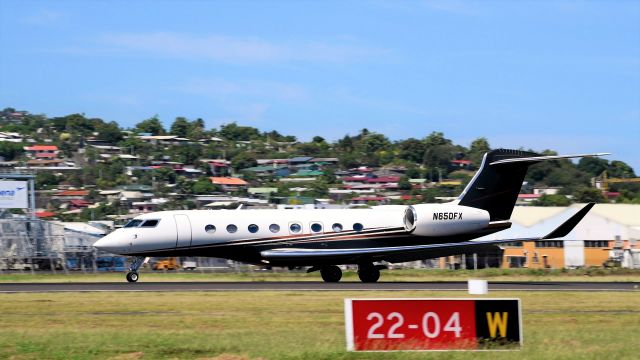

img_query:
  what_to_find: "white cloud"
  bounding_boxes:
[99,32,388,64]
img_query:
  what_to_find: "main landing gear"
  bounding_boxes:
[311,263,386,283]
[126,257,147,283]
[357,263,381,283]
[319,265,342,283]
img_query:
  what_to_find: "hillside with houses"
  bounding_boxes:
[1,107,638,224]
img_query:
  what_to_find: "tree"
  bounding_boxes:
[607,161,636,178]
[423,131,451,148]
[308,179,329,197]
[577,157,608,177]
[405,166,422,179]
[0,142,24,161]
[336,135,354,152]
[357,133,391,166]
[172,144,203,164]
[218,123,261,141]
[360,133,390,155]
[175,176,193,194]
[96,121,123,143]
[398,138,426,163]
[468,137,490,167]
[294,142,322,157]
[187,118,206,139]
[135,116,166,135]
[35,172,59,190]
[398,176,412,190]
[153,167,177,183]
[423,144,455,169]
[534,194,571,206]
[319,169,337,184]
[170,117,191,137]
[231,152,257,171]
[192,177,217,194]
[573,187,606,203]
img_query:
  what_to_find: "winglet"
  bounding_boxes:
[543,203,595,239]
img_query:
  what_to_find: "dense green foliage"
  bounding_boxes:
[2,107,638,217]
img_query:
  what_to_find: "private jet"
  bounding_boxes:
[93,149,607,283]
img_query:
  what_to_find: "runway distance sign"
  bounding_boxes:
[344,298,521,351]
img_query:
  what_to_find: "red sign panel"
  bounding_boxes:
[344,298,521,351]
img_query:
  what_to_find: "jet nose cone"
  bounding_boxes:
[93,236,113,251]
[94,233,127,254]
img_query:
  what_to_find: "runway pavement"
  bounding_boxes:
[0,281,638,293]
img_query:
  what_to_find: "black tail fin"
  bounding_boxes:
[457,149,608,221]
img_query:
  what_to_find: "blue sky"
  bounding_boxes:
[1,1,638,170]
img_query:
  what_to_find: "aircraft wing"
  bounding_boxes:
[260,203,594,264]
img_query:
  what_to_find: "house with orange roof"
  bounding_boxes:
[24,145,59,159]
[52,190,90,201]
[210,177,248,191]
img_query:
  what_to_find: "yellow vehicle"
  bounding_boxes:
[152,257,180,270]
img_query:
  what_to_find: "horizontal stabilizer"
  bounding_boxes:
[490,153,610,166]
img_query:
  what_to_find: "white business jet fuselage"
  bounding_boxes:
[94,149,606,283]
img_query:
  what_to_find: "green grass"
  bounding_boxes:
[1,267,639,283]
[0,290,638,359]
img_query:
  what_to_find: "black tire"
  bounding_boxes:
[358,267,380,283]
[126,271,139,283]
[320,266,342,283]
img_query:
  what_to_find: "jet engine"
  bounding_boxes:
[403,204,490,236]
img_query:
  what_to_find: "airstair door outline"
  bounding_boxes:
[174,214,192,249]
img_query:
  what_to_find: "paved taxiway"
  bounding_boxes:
[0,281,637,293]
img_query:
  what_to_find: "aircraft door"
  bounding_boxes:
[174,214,192,248]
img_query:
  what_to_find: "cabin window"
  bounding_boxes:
[269,224,280,233]
[140,219,159,228]
[248,224,259,233]
[226,224,238,233]
[124,219,143,228]
[205,224,216,234]
[311,223,323,233]
[290,223,302,234]
[353,223,364,232]
[332,223,343,232]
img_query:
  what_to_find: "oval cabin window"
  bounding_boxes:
[290,223,302,233]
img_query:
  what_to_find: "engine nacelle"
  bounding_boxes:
[403,204,490,236]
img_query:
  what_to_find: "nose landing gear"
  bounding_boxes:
[126,257,148,283]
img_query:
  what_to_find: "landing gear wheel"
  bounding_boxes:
[125,256,146,283]
[358,265,380,283]
[126,271,139,283]
[320,266,342,283]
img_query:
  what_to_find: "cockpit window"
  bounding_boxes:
[124,219,143,228]
[140,219,159,227]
